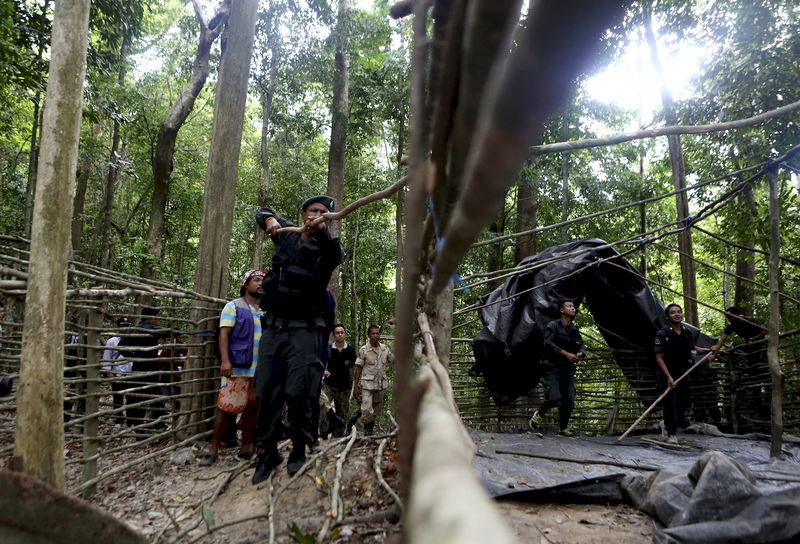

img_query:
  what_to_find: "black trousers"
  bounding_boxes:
[734,346,769,431]
[657,369,691,435]
[538,364,576,431]
[110,376,129,424]
[255,326,324,454]
[127,363,168,429]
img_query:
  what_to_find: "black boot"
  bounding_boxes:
[287,447,306,477]
[364,421,375,435]
[251,446,283,485]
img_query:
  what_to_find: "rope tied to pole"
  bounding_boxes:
[427,195,470,293]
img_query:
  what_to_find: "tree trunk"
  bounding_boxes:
[326,0,353,300]
[186,0,259,431]
[638,141,647,277]
[99,34,131,269]
[14,0,91,490]
[643,1,697,324]
[395,118,405,293]
[765,168,784,458]
[71,153,92,254]
[143,0,230,279]
[487,208,505,273]
[515,177,537,263]
[24,91,42,237]
[733,187,756,311]
[560,109,570,243]
[23,0,50,237]
[254,17,281,269]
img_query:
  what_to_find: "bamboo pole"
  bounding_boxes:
[529,98,800,156]
[80,305,102,497]
[618,351,713,441]
[766,168,785,458]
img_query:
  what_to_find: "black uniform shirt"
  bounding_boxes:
[324,343,357,391]
[654,324,695,370]
[258,212,343,321]
[543,319,585,366]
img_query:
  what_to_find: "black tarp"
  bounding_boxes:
[473,429,800,543]
[472,239,713,405]
[623,452,800,543]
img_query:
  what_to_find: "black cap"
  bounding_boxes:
[301,195,335,212]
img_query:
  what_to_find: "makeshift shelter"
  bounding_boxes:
[472,238,714,405]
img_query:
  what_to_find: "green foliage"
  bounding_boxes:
[1,0,798,377]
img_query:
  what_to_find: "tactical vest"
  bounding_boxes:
[261,233,334,320]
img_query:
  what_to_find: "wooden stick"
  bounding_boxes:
[274,175,409,233]
[530,98,800,156]
[428,1,630,294]
[417,313,460,415]
[375,437,403,514]
[495,448,659,471]
[618,351,714,442]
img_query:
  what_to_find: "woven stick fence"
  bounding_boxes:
[447,336,800,436]
[0,236,224,497]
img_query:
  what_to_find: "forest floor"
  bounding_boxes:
[76,431,655,543]
[1,409,654,543]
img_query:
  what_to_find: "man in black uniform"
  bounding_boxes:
[118,306,169,433]
[654,303,714,443]
[252,195,343,483]
[323,323,357,437]
[710,306,768,431]
[529,300,585,436]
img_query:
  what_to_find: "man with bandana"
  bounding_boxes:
[199,269,265,466]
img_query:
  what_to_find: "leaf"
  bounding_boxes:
[202,503,215,528]
[289,522,316,544]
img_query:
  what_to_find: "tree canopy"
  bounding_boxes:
[0,0,798,344]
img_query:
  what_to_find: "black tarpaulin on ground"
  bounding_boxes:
[471,238,713,404]
[623,451,800,544]
[472,428,800,543]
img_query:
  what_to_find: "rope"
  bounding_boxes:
[428,196,469,292]
[453,143,800,314]
[470,162,765,249]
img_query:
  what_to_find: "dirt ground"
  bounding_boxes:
[496,502,654,543]
[74,431,655,543]
[1,403,657,543]
[85,434,403,543]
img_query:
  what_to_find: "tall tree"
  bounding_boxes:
[560,109,570,243]
[143,0,230,279]
[71,153,92,253]
[22,0,51,237]
[643,0,698,325]
[515,177,537,262]
[326,0,353,300]
[253,4,282,269]
[186,0,259,429]
[14,0,91,490]
[98,31,131,269]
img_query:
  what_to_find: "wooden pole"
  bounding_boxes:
[529,98,800,156]
[407,366,515,544]
[766,168,784,458]
[618,351,713,442]
[393,0,430,506]
[81,305,103,497]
